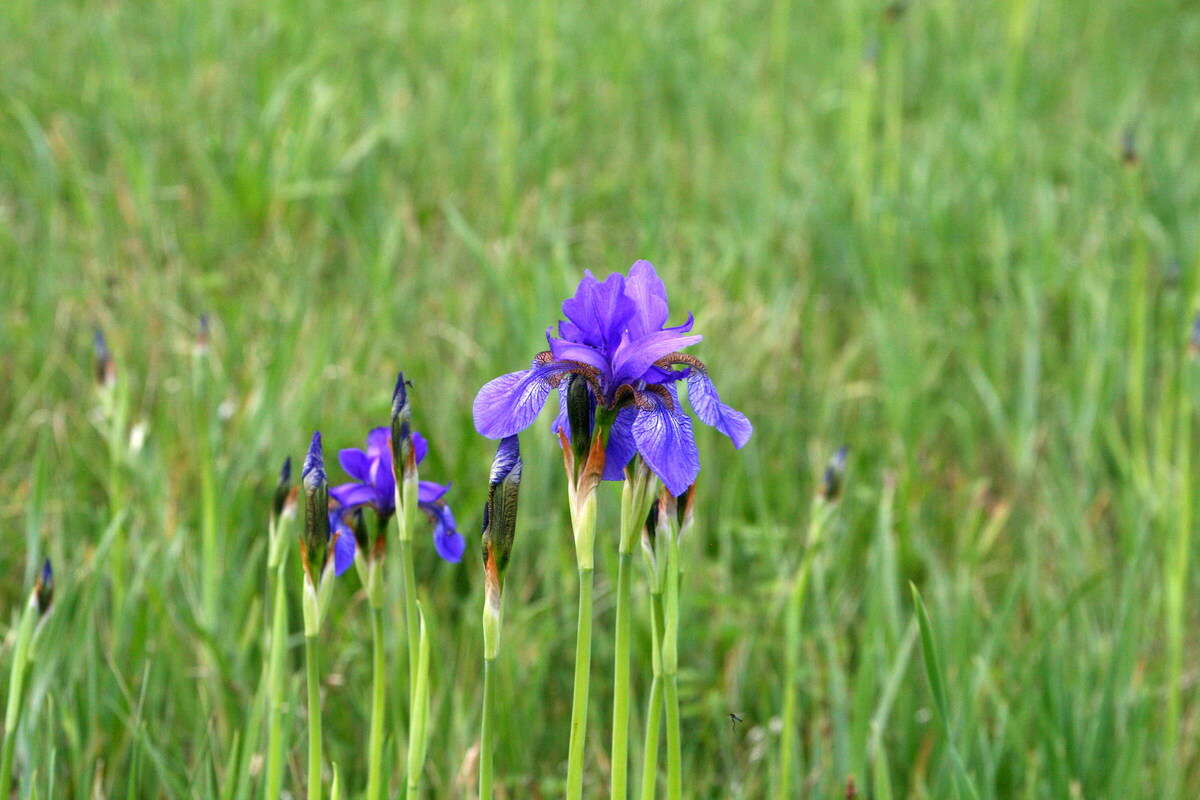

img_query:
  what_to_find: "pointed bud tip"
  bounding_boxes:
[490,435,522,486]
[391,372,411,419]
[302,432,325,491]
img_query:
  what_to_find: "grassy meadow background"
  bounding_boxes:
[3,0,1200,796]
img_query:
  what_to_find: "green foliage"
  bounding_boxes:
[1,0,1198,796]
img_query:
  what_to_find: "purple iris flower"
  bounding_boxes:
[329,427,464,563]
[472,260,752,494]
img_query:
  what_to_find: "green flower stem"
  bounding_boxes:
[778,499,834,800]
[610,550,634,800]
[638,591,665,800]
[566,566,595,800]
[479,657,496,799]
[612,467,655,800]
[397,474,420,689]
[366,587,387,800]
[0,594,37,796]
[406,606,431,800]
[663,533,681,800]
[305,633,323,800]
[264,555,289,800]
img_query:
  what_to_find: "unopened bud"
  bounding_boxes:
[391,372,415,479]
[820,446,848,502]
[301,432,329,579]
[482,436,523,599]
[566,374,594,467]
[93,327,115,388]
[272,456,293,520]
[35,559,53,616]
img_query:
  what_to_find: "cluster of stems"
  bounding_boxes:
[0,562,53,796]
[777,449,846,800]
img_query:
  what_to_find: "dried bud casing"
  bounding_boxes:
[35,559,53,616]
[301,432,330,579]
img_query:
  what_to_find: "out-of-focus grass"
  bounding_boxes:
[2,0,1199,797]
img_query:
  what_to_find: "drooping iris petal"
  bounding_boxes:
[473,360,573,438]
[330,483,380,509]
[412,431,429,464]
[609,327,703,386]
[332,525,357,575]
[632,390,700,495]
[423,501,464,562]
[339,448,371,482]
[560,270,633,351]
[623,260,670,338]
[329,510,357,576]
[419,480,450,504]
[686,371,753,449]
[602,407,638,481]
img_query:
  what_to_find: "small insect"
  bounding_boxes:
[728,712,743,728]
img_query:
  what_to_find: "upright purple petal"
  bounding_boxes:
[609,328,703,386]
[623,260,670,338]
[560,271,633,351]
[602,407,638,481]
[365,427,390,461]
[547,337,611,374]
[686,371,753,449]
[490,435,522,485]
[339,448,371,482]
[632,390,700,495]
[473,360,572,439]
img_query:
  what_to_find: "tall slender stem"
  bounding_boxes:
[305,634,322,800]
[0,597,36,796]
[566,567,595,800]
[366,602,387,800]
[610,550,634,799]
[399,541,419,691]
[406,608,431,800]
[480,658,496,799]
[663,535,681,800]
[265,558,289,800]
[778,500,832,800]
[639,592,665,800]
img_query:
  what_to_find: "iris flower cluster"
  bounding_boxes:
[472,260,752,799]
[474,259,751,493]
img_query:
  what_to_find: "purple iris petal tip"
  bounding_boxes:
[491,435,522,485]
[302,432,325,490]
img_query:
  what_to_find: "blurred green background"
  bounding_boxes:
[3,0,1200,796]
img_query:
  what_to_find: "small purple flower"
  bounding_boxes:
[472,261,752,494]
[330,427,464,563]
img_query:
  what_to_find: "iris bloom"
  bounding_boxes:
[330,427,464,563]
[473,260,752,494]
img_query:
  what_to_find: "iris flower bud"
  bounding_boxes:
[93,327,115,388]
[272,456,294,521]
[34,559,53,617]
[391,372,414,478]
[481,436,523,658]
[301,432,330,579]
[566,374,594,468]
[820,446,849,502]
